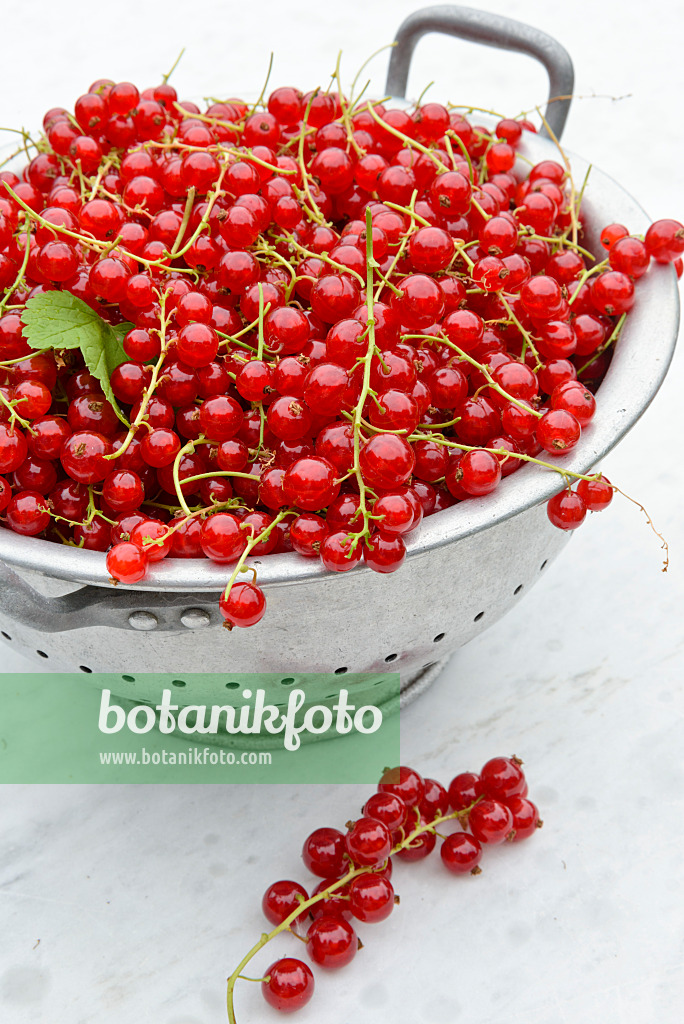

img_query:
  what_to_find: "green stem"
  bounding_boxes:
[0,389,33,431]
[576,312,627,375]
[297,93,325,225]
[0,219,32,313]
[168,186,195,257]
[364,103,449,173]
[567,257,610,304]
[106,290,171,461]
[347,206,380,549]
[221,509,292,603]
[274,234,365,286]
[248,53,274,116]
[412,433,605,486]
[162,48,186,84]
[499,295,542,368]
[334,51,363,158]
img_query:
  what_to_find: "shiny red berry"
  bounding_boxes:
[440,832,483,873]
[261,957,314,1013]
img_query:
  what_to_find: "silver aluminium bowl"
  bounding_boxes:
[0,8,679,712]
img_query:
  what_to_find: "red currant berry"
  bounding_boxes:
[609,236,650,279]
[267,395,313,441]
[644,218,684,263]
[363,791,408,831]
[467,798,514,844]
[319,531,363,572]
[480,756,526,801]
[520,276,563,320]
[302,827,346,878]
[219,582,266,628]
[129,519,172,561]
[106,542,148,584]
[600,223,629,250]
[176,323,219,368]
[395,822,437,862]
[454,448,502,496]
[262,880,310,926]
[5,490,50,535]
[448,772,484,811]
[440,832,483,874]
[408,226,454,273]
[576,475,613,511]
[61,430,112,483]
[591,271,635,316]
[289,513,328,557]
[0,423,28,473]
[419,778,449,821]
[262,957,314,1013]
[505,795,541,840]
[359,434,415,490]
[102,469,144,513]
[547,488,587,530]
[282,456,339,512]
[550,381,596,426]
[348,873,394,923]
[198,395,243,441]
[307,915,357,969]
[200,513,245,563]
[140,428,181,469]
[345,817,392,866]
[309,878,352,921]
[363,532,406,573]
[537,409,581,454]
[378,765,425,807]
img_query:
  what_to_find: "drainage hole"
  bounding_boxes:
[225,681,240,689]
[280,677,296,686]
[80,665,93,673]
[36,650,48,659]
[1,631,11,641]
[514,584,523,595]
[384,653,398,663]
[122,674,135,683]
[171,678,186,688]
[540,560,548,571]
[334,666,348,675]
[433,632,445,643]
[473,612,484,622]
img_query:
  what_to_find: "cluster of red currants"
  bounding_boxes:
[225,757,539,1015]
[0,75,682,626]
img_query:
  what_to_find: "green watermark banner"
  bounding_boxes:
[0,671,400,784]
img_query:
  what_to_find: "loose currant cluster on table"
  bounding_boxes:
[0,62,681,625]
[226,756,540,1018]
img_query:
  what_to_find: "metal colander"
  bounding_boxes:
[0,7,679,716]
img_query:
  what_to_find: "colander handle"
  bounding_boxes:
[386,5,574,140]
[0,559,218,634]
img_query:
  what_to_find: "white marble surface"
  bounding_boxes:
[2,0,684,1021]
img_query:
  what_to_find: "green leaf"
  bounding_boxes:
[22,291,133,425]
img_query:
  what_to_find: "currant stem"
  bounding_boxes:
[347,206,379,550]
[297,92,326,225]
[105,289,172,462]
[364,103,449,174]
[499,295,542,368]
[221,508,291,602]
[0,220,32,313]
